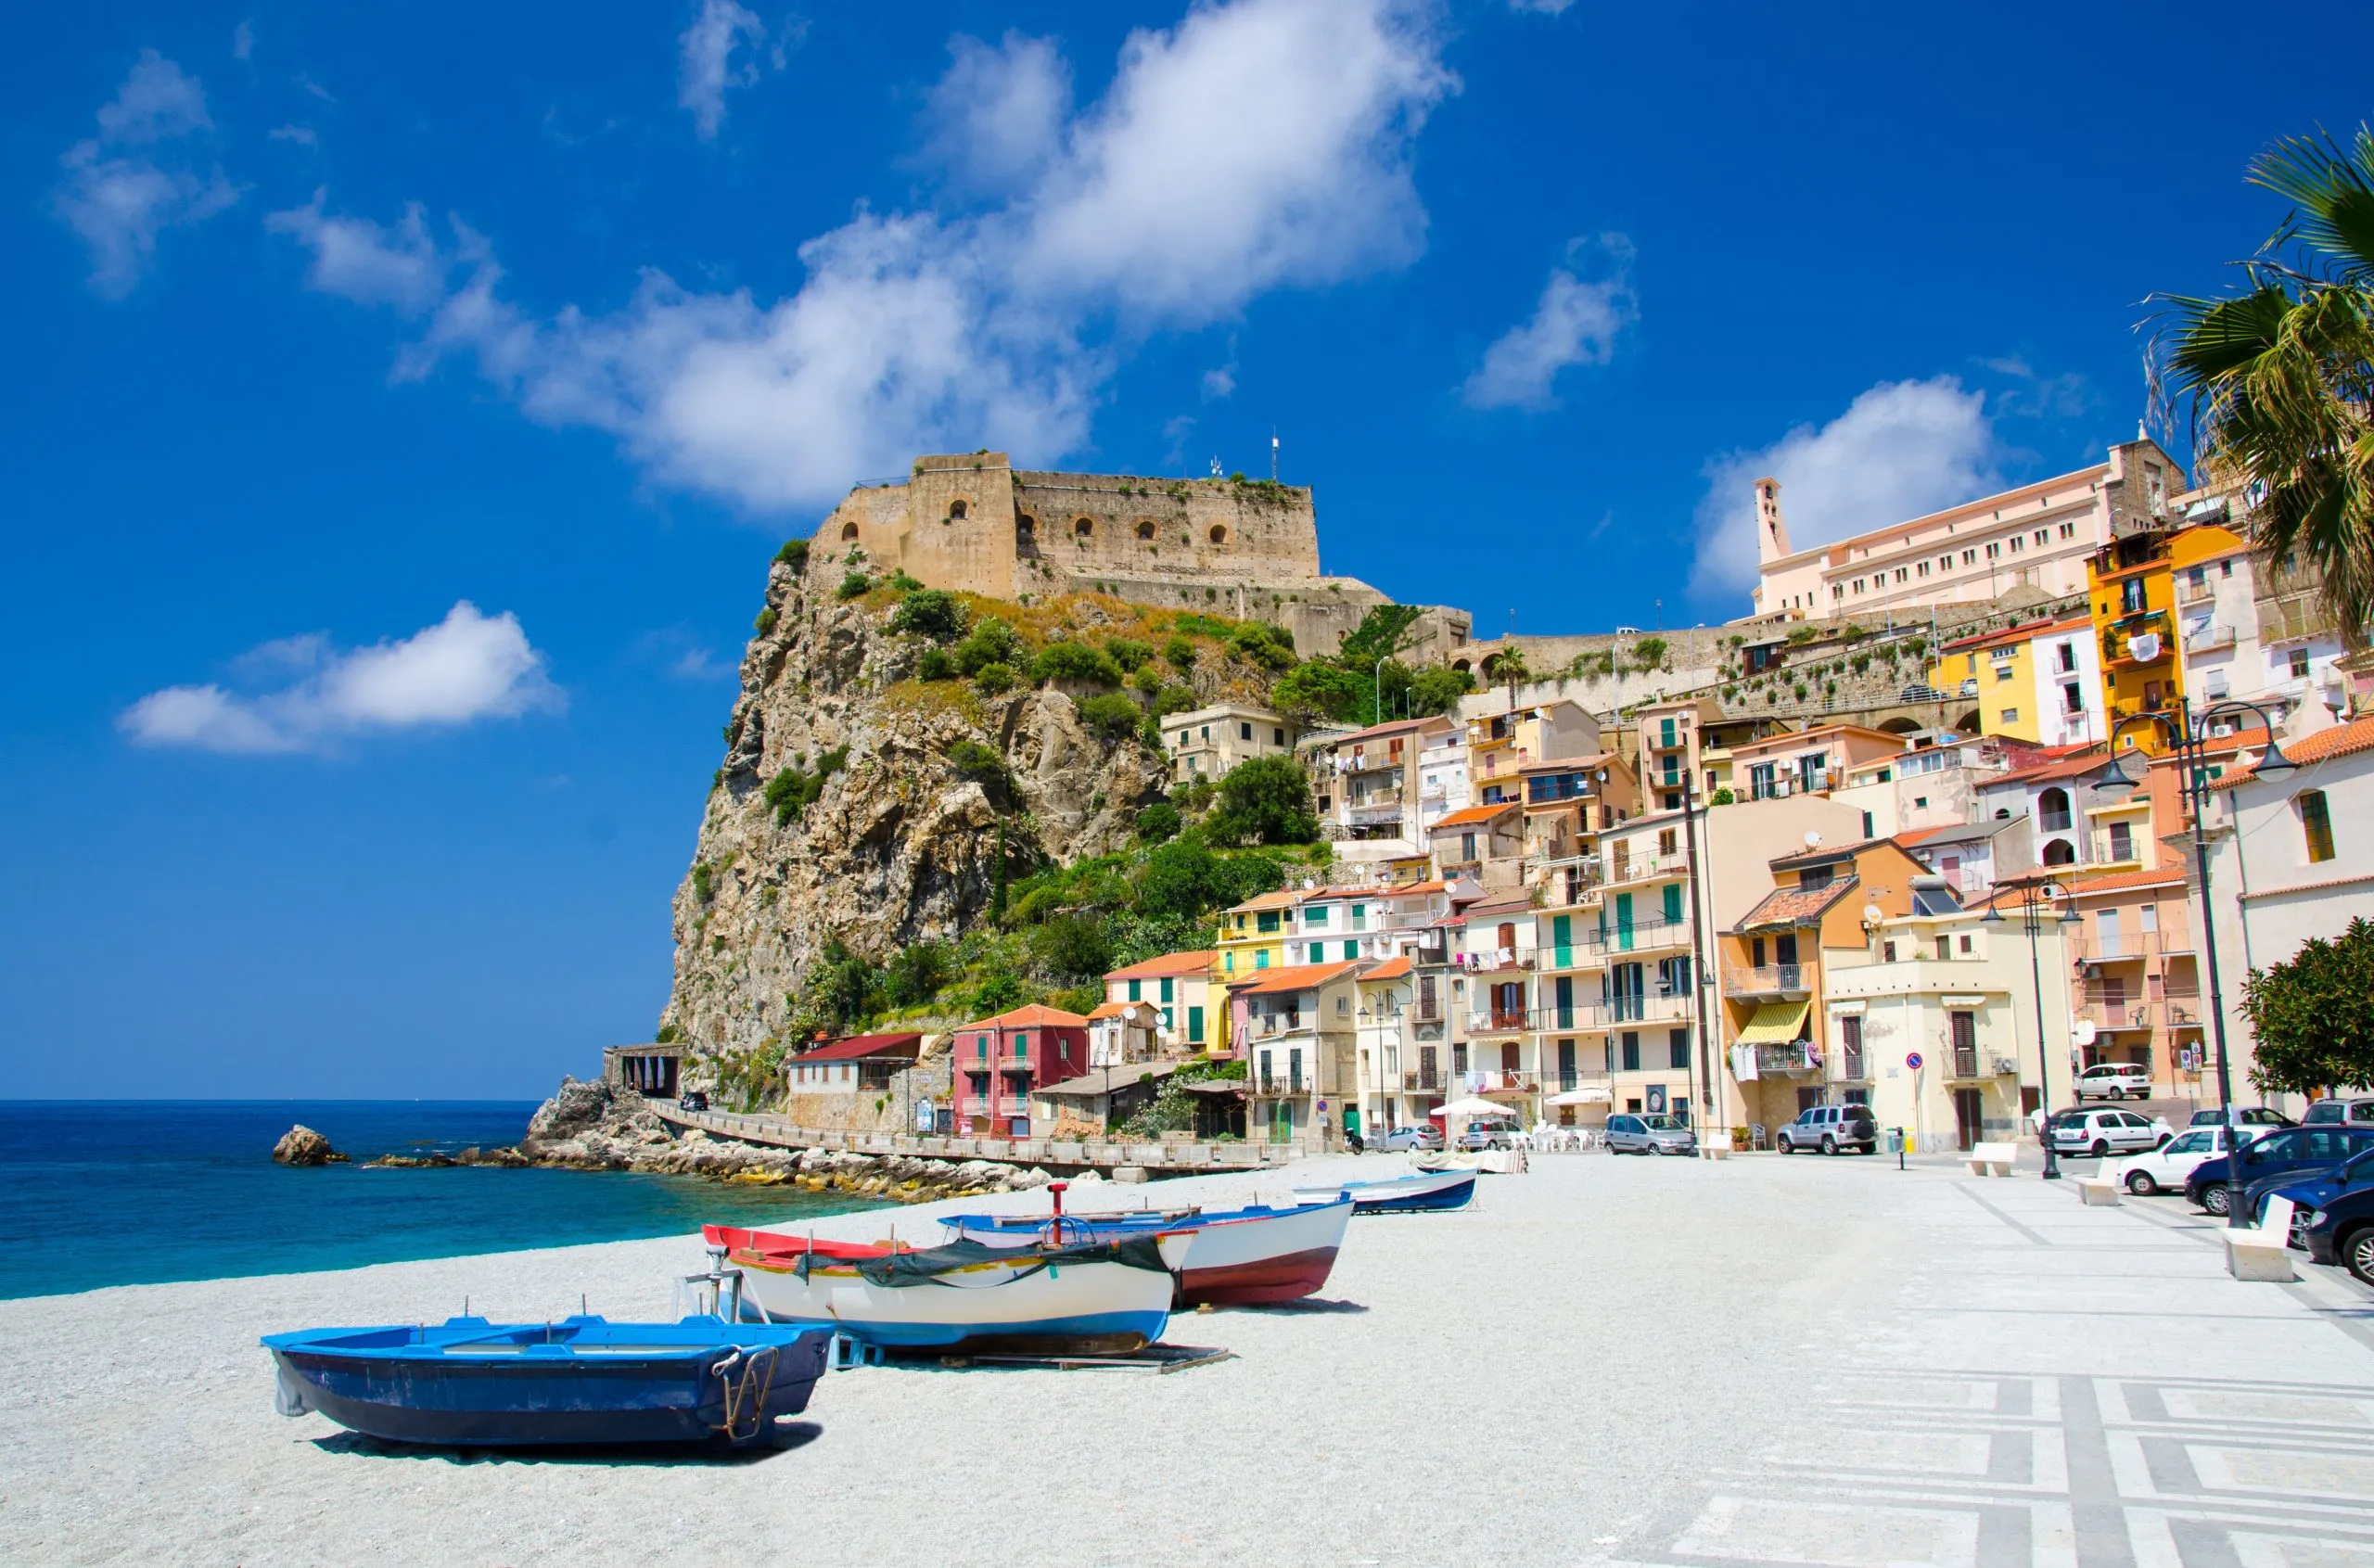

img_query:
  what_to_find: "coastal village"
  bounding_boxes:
[594,434,2374,1178]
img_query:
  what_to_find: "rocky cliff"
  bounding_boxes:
[656,544,1271,1073]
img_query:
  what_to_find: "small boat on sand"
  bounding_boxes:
[1291,1169,1476,1214]
[707,1226,1190,1356]
[262,1315,830,1447]
[942,1194,1353,1307]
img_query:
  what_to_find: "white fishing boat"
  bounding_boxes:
[1290,1168,1476,1214]
[943,1194,1354,1306]
[704,1224,1191,1356]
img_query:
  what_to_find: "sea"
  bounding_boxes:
[0,1102,880,1301]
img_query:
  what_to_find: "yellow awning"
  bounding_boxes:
[1735,1001,1811,1046]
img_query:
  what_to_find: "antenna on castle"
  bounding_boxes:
[1270,431,1279,482]
[1209,456,1222,478]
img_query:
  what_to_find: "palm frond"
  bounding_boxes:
[2248,128,2374,287]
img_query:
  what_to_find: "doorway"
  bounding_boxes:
[1953,1089,1984,1152]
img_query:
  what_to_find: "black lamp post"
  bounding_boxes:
[1983,877,2082,1179]
[2094,695,2295,1225]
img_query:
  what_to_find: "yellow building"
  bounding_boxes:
[2087,523,2241,756]
[1214,890,1295,982]
[1926,614,2102,748]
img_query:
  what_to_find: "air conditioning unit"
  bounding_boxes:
[1989,1055,2018,1077]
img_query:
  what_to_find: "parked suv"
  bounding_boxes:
[1776,1103,1879,1155]
[2185,1126,2374,1216]
[1606,1114,1697,1155]
[2073,1062,2154,1102]
[1457,1120,1518,1152]
[2301,1183,2374,1286]
[2047,1107,2171,1159]
[2302,1097,2374,1128]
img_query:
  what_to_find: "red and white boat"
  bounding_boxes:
[941,1194,1353,1307]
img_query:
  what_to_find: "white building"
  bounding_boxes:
[1416,726,1471,835]
[1165,703,1297,785]
[2199,715,2374,1104]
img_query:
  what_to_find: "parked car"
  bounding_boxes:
[2300,1184,2374,1286]
[2112,1125,2236,1195]
[2254,1145,2374,1227]
[2072,1061,2154,1102]
[2185,1126,2374,1216]
[677,1090,708,1112]
[2189,1105,2294,1128]
[2047,1107,2171,1159]
[1457,1120,1518,1152]
[1372,1123,1443,1152]
[2302,1097,2374,1128]
[1606,1113,1697,1155]
[1775,1103,1879,1155]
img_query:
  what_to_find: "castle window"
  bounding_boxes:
[1208,525,1228,545]
[1135,520,1155,541]
[948,499,969,520]
[840,521,859,542]
[1073,516,1093,538]
[1015,516,1037,554]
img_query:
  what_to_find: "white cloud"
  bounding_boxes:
[1689,376,2003,602]
[269,123,318,147]
[1461,234,1635,411]
[920,32,1071,197]
[232,19,255,60]
[268,0,1453,514]
[678,0,768,140]
[120,602,562,755]
[1508,0,1576,12]
[55,51,237,296]
[1201,364,1235,401]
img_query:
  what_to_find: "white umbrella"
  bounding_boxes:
[1548,1087,1610,1105]
[1435,1096,1512,1119]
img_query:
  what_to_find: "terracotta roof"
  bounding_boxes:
[1362,955,1411,980]
[1732,722,1905,757]
[1233,961,1358,995]
[1988,748,2112,787]
[2065,866,2187,897]
[1734,875,1860,933]
[1317,715,1443,746]
[1895,820,2010,850]
[1432,802,1517,830]
[1086,1001,1158,1021]
[793,1032,924,1064]
[959,1004,1089,1030]
[1104,950,1217,979]
[1517,753,1620,775]
[1461,893,1536,919]
[1037,1062,1181,1099]
[1768,836,1893,871]
[1939,614,2093,653]
[1224,890,1297,914]
[2209,716,2374,791]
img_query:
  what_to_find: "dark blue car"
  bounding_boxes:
[2259,1146,2374,1227]
[2187,1127,2374,1216]
[2302,1185,2374,1285]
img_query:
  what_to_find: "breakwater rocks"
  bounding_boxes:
[514,1077,1053,1204]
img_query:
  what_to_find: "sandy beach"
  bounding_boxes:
[5,1152,2370,1568]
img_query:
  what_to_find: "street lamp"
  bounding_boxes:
[1984,878,2082,1179]
[2093,695,2294,1226]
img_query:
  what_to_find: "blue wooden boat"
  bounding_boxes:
[262,1315,831,1447]
[1291,1169,1476,1214]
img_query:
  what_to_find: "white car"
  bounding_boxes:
[2113,1124,2235,1195]
[2073,1061,2155,1102]
[2048,1106,2173,1159]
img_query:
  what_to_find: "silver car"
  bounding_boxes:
[1606,1113,1697,1155]
[1371,1123,1442,1152]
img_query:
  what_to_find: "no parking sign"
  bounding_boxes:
[1906,1052,1924,1071]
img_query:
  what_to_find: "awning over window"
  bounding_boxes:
[1735,1001,1811,1046]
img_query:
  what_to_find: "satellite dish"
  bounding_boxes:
[2073,1020,2098,1047]
[1861,903,1883,926]
[1804,831,1822,848]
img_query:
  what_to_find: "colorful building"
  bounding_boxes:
[1215,889,1295,980]
[949,1004,1089,1138]
[1102,950,1220,1054]
[1929,615,2103,748]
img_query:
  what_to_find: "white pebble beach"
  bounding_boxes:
[5,1152,2369,1568]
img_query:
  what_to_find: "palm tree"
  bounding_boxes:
[1481,643,1532,708]
[2153,125,2374,647]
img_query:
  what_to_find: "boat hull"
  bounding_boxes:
[262,1317,828,1448]
[944,1199,1353,1307]
[1294,1169,1476,1214]
[713,1228,1186,1354]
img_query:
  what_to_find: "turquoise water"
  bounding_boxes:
[0,1102,880,1300]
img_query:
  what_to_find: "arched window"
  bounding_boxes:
[1452,658,1472,673]
[948,499,969,520]
[1073,516,1093,538]
[2041,838,2076,866]
[1015,516,1037,555]
[1208,524,1228,545]
[840,521,859,542]
[1135,520,1155,541]
[2037,786,2072,833]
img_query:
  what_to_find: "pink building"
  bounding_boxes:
[950,1004,1089,1137]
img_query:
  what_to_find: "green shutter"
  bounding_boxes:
[1662,884,1683,925]
[1128,978,1142,1001]
[1188,1005,1205,1042]
[1160,977,1174,1003]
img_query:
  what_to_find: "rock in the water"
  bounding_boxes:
[272,1125,347,1166]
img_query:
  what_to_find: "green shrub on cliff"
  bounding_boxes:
[972,661,1015,695]
[1135,801,1181,844]
[1031,640,1125,686]
[1226,620,1296,671]
[1409,664,1475,716]
[890,589,968,642]
[753,606,779,635]
[955,617,1025,675]
[1163,635,1197,671]
[763,746,847,825]
[836,571,873,600]
[774,539,809,571]
[1076,692,1142,739]
[918,647,956,682]
[1206,755,1319,847]
[1104,636,1153,672]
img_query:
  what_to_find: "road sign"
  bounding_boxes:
[1906,1052,1924,1070]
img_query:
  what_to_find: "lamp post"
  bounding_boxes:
[2094,695,2296,1227]
[1983,876,2081,1179]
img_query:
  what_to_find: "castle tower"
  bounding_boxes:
[1755,477,1792,563]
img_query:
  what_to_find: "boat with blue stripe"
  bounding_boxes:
[1291,1168,1476,1214]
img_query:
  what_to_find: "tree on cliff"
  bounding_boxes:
[2152,125,2374,646]
[1206,755,1319,847]
[2242,917,2374,1095]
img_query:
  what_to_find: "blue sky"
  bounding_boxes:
[5,1,2368,1098]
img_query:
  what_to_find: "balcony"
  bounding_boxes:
[2176,577,2215,606]
[1607,849,1691,886]
[1753,1042,1819,1076]
[1400,1069,1443,1091]
[2103,612,2174,668]
[1462,1069,1539,1094]
[1723,963,1810,999]
[1244,1012,1309,1040]
[1467,1010,1532,1036]
[1253,1074,1308,1097]
[1343,800,1406,826]
[2184,620,2236,653]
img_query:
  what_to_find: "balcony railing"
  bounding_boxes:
[2184,621,2235,652]
[1722,963,1810,998]
[1753,1042,1819,1076]
[2176,577,2214,606]
[1400,1070,1443,1091]
[1606,849,1691,886]
[1468,993,1693,1035]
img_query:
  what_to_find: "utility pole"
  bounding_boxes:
[1681,771,1719,1154]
